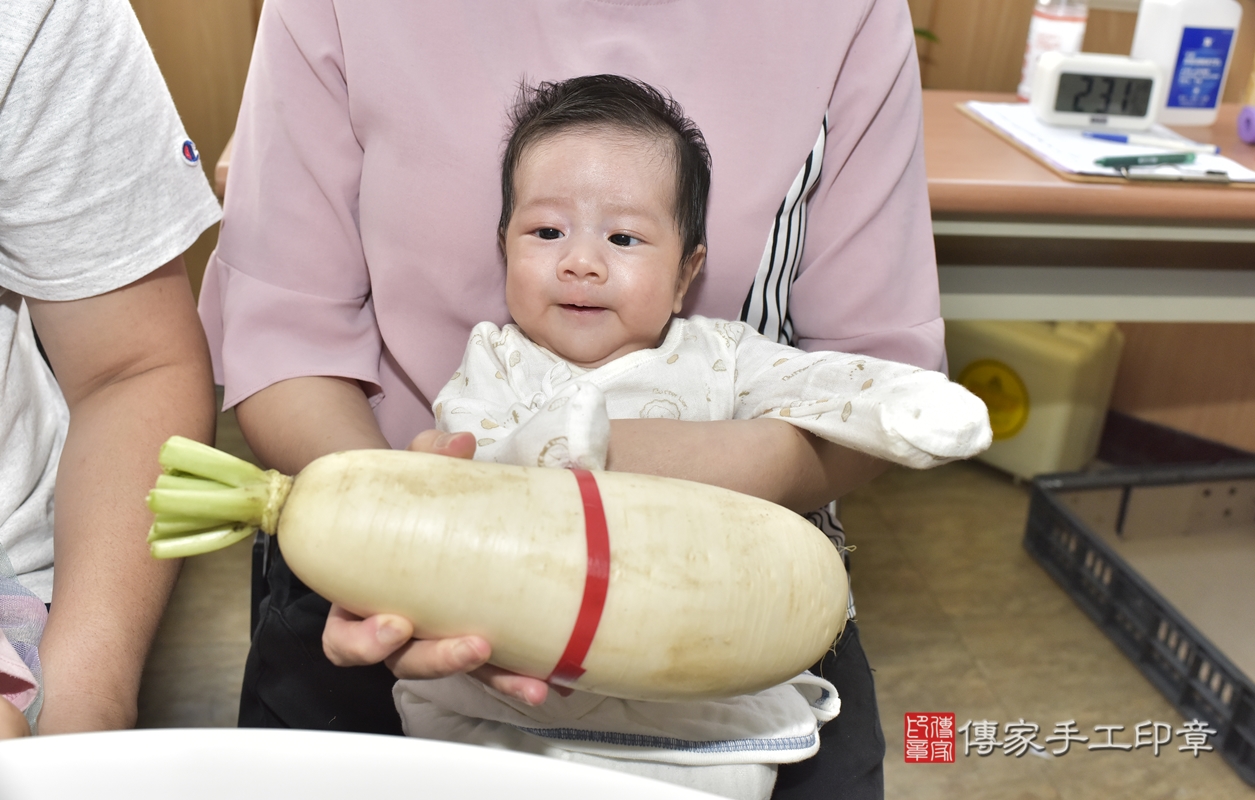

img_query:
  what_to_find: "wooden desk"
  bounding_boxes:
[925,91,1255,322]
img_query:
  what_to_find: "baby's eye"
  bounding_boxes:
[536,228,562,240]
[608,233,640,247]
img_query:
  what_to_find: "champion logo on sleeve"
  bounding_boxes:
[180,139,200,166]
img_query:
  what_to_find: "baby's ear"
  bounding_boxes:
[673,245,706,314]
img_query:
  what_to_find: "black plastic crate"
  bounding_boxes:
[1024,460,1255,787]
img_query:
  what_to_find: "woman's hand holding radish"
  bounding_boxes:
[318,429,550,706]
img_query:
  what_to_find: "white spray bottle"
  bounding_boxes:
[1130,0,1243,126]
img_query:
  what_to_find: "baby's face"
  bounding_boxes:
[503,128,702,369]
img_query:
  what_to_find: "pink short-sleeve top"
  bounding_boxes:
[200,0,942,449]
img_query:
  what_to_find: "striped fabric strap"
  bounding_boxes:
[739,116,827,346]
[740,116,849,555]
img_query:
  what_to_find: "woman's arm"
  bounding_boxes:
[235,376,391,474]
[607,418,887,512]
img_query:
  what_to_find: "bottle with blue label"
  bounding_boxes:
[1130,0,1242,126]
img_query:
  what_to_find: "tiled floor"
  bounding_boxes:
[845,464,1253,800]
[135,410,1255,798]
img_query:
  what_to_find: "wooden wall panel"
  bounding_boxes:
[909,0,940,68]
[130,0,258,295]
[1081,9,1137,55]
[912,2,1142,92]
[1110,323,1255,453]
[1226,0,1255,102]
[911,0,1255,101]
[917,0,1036,92]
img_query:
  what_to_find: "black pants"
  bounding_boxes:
[240,540,885,798]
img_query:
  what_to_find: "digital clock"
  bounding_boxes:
[1030,52,1165,130]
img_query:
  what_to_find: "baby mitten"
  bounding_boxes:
[876,374,994,464]
[493,382,611,470]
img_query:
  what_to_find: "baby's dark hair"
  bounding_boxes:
[499,74,711,264]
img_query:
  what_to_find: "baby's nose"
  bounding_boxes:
[560,239,608,281]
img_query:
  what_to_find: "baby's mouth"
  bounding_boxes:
[560,303,605,312]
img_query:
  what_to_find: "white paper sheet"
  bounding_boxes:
[963,101,1255,183]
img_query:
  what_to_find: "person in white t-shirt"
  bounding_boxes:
[0,0,221,732]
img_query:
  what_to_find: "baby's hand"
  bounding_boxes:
[0,697,30,738]
[496,382,610,470]
[878,374,993,464]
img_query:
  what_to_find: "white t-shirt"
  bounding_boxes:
[0,0,222,600]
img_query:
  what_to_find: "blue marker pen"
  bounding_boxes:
[1082,130,1220,154]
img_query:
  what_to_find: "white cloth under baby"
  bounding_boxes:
[434,316,992,471]
[395,671,839,800]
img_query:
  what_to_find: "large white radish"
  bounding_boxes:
[147,437,848,701]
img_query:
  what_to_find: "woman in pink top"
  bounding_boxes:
[201,1,938,797]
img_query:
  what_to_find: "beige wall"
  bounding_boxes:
[130,0,260,295]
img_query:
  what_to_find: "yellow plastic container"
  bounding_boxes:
[945,321,1124,479]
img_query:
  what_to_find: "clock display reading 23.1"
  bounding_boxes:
[1055,73,1154,117]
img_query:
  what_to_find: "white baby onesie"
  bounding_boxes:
[433,316,991,472]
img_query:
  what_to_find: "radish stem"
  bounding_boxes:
[148,516,229,539]
[149,524,255,559]
[155,474,232,492]
[148,486,271,523]
[158,435,269,487]
[146,437,292,558]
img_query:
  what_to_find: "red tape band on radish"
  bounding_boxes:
[547,469,610,686]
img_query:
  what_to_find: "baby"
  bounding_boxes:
[395,75,991,800]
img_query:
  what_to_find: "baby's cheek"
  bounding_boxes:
[505,272,543,332]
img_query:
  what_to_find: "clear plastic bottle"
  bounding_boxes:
[1018,0,1089,101]
[1131,0,1243,126]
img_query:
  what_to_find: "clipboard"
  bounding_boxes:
[958,101,1255,188]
